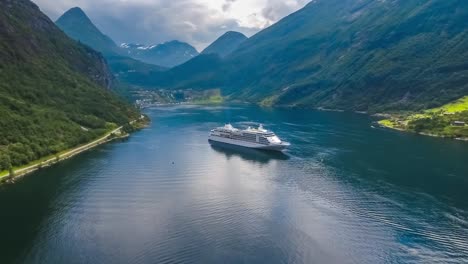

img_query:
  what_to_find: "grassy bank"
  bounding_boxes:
[192,95,224,105]
[378,96,468,139]
[0,117,149,184]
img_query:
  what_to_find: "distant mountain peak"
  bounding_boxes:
[58,7,92,25]
[202,31,247,57]
[56,7,119,56]
[66,7,86,15]
[165,40,184,45]
[155,0,468,111]
[120,40,199,68]
[224,31,247,37]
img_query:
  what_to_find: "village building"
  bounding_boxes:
[452,121,466,126]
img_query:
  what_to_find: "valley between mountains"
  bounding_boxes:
[55,0,468,139]
[1,0,468,180]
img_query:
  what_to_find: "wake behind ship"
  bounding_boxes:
[209,124,290,151]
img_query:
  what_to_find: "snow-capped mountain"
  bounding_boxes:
[120,40,199,68]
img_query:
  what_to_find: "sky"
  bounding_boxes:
[32,0,310,51]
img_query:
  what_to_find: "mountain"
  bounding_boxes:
[157,0,468,112]
[106,54,167,89]
[121,41,199,68]
[201,31,247,57]
[56,7,167,90]
[56,7,120,56]
[0,0,139,172]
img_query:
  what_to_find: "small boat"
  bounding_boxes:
[209,124,290,151]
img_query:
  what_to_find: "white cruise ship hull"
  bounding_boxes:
[209,135,290,151]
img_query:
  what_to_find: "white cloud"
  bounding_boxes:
[32,0,309,50]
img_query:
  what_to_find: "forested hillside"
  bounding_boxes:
[56,8,198,68]
[379,96,468,138]
[55,7,167,91]
[0,0,139,172]
[152,0,468,112]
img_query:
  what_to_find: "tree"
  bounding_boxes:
[0,151,11,172]
[8,167,14,180]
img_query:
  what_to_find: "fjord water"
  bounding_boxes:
[1,106,467,264]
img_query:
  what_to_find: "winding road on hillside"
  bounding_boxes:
[1,118,142,181]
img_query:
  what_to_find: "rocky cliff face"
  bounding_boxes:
[81,48,114,89]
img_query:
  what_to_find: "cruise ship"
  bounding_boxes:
[209,124,290,151]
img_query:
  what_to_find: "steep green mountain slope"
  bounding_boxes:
[157,0,468,112]
[121,41,199,68]
[201,31,247,58]
[114,54,223,89]
[0,0,139,172]
[106,55,166,89]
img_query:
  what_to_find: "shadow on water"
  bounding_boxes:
[0,145,112,264]
[209,141,290,164]
[1,106,467,264]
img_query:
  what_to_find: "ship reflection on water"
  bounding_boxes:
[209,141,290,164]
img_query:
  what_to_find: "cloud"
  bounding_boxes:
[32,0,309,50]
[222,0,237,12]
[261,0,310,23]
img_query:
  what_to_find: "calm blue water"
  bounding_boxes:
[1,105,467,263]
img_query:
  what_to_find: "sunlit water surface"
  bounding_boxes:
[1,105,467,264]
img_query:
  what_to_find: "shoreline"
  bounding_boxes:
[0,132,126,184]
[378,121,468,142]
[0,117,148,185]
[145,102,467,142]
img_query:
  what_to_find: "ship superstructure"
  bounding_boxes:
[209,124,290,151]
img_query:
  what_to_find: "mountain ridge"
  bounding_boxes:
[56,7,120,56]
[152,0,468,112]
[121,40,199,68]
[55,7,171,89]
[202,31,247,57]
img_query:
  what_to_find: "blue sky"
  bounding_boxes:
[33,0,309,50]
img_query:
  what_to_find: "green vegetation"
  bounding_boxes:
[379,96,468,138]
[55,7,169,91]
[133,89,224,106]
[106,55,167,90]
[193,95,224,105]
[0,0,139,172]
[1,135,97,181]
[150,0,468,112]
[191,90,224,104]
[427,96,468,115]
[378,119,398,129]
